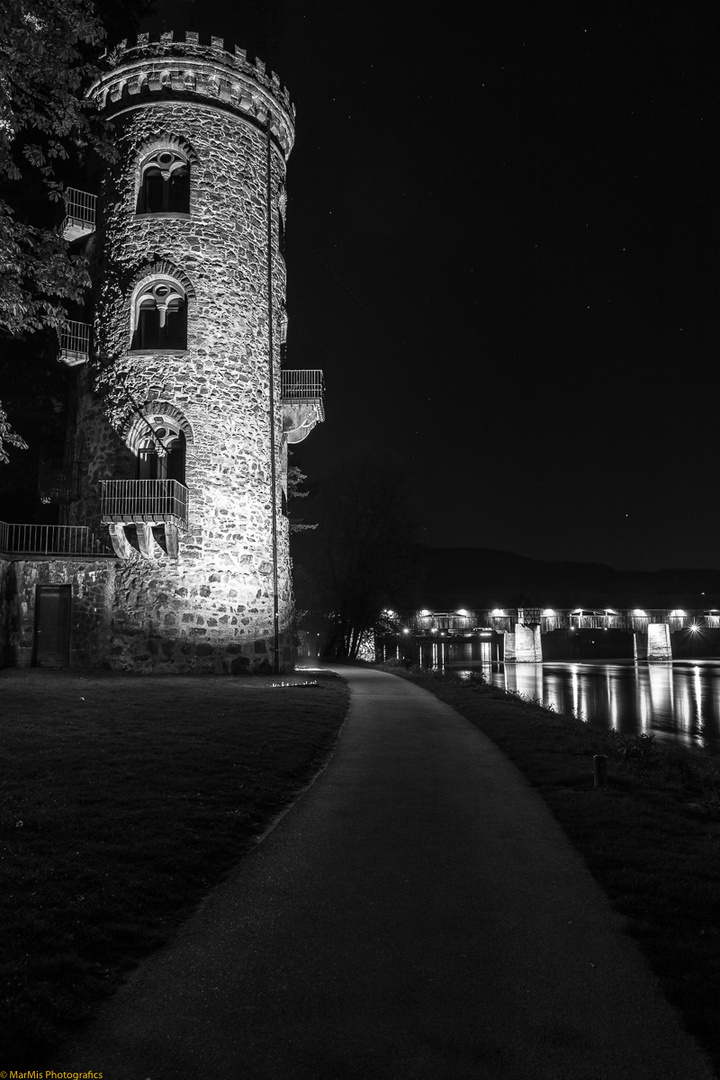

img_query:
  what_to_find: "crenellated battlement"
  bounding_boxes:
[91,30,295,158]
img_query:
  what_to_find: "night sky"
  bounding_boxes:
[142,1,720,571]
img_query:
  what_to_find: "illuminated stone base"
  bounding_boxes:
[647,622,672,662]
[504,624,543,663]
[0,557,295,674]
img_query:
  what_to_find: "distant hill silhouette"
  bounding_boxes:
[418,548,720,611]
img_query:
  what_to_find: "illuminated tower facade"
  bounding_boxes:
[61,31,323,672]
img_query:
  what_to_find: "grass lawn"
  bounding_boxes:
[397,667,720,1076]
[5,661,720,1073]
[0,667,349,1063]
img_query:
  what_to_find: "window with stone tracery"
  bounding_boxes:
[131,280,187,351]
[137,148,190,214]
[137,419,186,483]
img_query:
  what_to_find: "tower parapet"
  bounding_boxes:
[91,31,295,157]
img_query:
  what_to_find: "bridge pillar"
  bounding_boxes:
[647,622,672,661]
[505,624,542,663]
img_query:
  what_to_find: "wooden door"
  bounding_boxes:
[35,585,71,667]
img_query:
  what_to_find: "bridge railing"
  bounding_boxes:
[402,608,719,635]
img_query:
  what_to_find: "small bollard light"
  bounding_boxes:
[593,754,608,788]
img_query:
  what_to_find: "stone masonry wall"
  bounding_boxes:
[0,558,115,668]
[1,555,295,673]
[59,39,297,671]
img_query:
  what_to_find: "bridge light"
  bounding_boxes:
[419,609,431,617]
[632,609,647,617]
[490,608,506,617]
[456,609,469,617]
[542,609,555,617]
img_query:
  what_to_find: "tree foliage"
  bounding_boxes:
[286,454,317,534]
[0,0,109,327]
[292,457,423,659]
[0,0,113,460]
[0,0,155,465]
[0,399,27,463]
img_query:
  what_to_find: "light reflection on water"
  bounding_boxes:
[452,660,720,753]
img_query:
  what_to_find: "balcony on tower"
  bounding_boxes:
[281,369,325,444]
[100,479,189,530]
[62,188,97,241]
[100,479,189,560]
[57,320,91,367]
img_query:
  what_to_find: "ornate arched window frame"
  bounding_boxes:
[128,262,196,353]
[135,135,196,216]
[124,402,194,483]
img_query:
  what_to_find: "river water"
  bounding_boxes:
[452,660,720,754]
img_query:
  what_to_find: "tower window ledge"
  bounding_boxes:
[134,212,192,221]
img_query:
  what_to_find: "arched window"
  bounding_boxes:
[131,279,187,351]
[137,420,186,483]
[137,149,190,214]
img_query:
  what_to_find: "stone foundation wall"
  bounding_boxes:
[107,552,295,673]
[0,558,115,668]
[0,556,295,673]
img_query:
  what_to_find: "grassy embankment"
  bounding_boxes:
[396,666,720,1076]
[0,668,349,1064]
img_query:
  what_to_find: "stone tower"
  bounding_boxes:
[59,31,324,672]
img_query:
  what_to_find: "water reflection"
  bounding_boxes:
[454,660,720,753]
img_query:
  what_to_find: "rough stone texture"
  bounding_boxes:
[647,622,672,662]
[0,558,115,667]
[0,554,296,672]
[503,625,542,663]
[56,36,301,673]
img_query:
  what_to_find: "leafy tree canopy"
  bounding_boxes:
[0,0,107,329]
[0,0,150,462]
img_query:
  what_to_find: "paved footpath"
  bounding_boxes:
[57,666,715,1079]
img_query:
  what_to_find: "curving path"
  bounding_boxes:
[57,665,715,1079]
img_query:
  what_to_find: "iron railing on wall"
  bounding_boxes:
[62,188,97,241]
[57,320,91,366]
[281,369,324,403]
[0,522,112,557]
[100,479,188,529]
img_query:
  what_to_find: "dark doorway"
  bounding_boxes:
[34,585,71,667]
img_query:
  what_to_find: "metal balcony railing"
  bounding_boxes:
[100,479,189,529]
[0,521,112,557]
[281,369,324,401]
[281,369,325,420]
[57,320,91,366]
[62,188,97,241]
